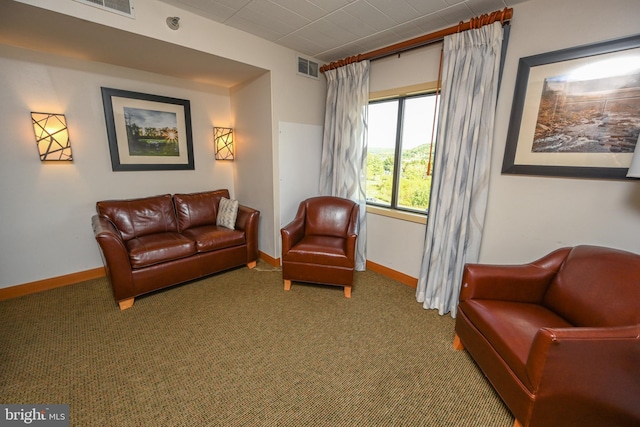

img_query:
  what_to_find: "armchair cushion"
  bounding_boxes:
[283,235,352,267]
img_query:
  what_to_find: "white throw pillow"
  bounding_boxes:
[217,197,239,230]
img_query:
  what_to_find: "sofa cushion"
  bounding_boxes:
[283,235,352,268]
[97,194,177,241]
[181,225,245,252]
[459,299,571,389]
[543,245,640,327]
[217,197,239,230]
[174,189,230,232]
[126,232,196,268]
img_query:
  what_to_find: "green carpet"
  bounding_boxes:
[0,261,513,426]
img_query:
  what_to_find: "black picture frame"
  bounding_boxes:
[101,87,195,171]
[502,34,640,179]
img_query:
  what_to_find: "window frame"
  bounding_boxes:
[366,86,439,218]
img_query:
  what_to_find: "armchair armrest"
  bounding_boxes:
[91,214,134,301]
[235,205,260,261]
[459,247,571,303]
[281,216,305,255]
[525,325,640,420]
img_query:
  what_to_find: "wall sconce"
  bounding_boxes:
[627,134,640,178]
[214,127,234,160]
[31,112,73,161]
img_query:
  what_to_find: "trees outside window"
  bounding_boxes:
[366,93,438,213]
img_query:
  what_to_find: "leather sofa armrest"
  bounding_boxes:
[459,247,572,303]
[91,215,134,301]
[281,216,305,256]
[236,205,260,261]
[525,325,640,414]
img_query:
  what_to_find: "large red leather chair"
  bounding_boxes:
[280,196,359,298]
[453,245,640,427]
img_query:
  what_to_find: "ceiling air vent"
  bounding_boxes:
[297,56,319,79]
[74,0,135,18]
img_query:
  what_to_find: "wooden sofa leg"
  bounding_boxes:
[453,334,465,351]
[344,285,352,298]
[284,279,292,291]
[513,419,524,427]
[247,260,257,269]
[118,298,134,310]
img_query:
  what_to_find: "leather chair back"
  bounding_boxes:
[543,245,640,327]
[302,196,358,238]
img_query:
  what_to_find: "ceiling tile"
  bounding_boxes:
[404,0,449,15]
[391,22,430,41]
[307,0,358,13]
[326,10,376,38]
[152,0,521,64]
[297,18,359,44]
[269,0,327,21]
[463,0,509,15]
[241,0,311,30]
[278,33,327,56]
[363,0,423,24]
[436,3,475,26]
[411,13,449,33]
[225,14,286,40]
[343,1,396,31]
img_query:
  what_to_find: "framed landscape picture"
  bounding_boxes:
[101,87,194,171]
[502,34,640,179]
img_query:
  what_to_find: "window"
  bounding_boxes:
[366,93,439,214]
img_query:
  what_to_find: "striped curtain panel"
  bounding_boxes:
[319,61,369,271]
[416,22,504,317]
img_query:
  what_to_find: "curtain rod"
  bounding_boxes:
[319,7,513,73]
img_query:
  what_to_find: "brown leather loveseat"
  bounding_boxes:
[454,245,640,427]
[92,189,259,310]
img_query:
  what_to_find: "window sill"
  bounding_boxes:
[366,205,427,225]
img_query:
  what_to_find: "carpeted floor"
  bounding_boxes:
[0,261,513,426]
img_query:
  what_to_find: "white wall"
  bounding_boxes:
[0,45,233,287]
[365,0,640,277]
[481,0,640,263]
[1,0,326,288]
[231,73,277,257]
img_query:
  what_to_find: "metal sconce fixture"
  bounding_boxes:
[214,127,234,160]
[31,112,73,161]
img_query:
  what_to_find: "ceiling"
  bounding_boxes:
[0,0,528,88]
[157,0,529,63]
[0,1,267,88]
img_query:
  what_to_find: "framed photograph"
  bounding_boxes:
[502,34,640,179]
[101,87,194,171]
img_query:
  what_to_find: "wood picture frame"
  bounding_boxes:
[502,34,640,179]
[101,87,195,171]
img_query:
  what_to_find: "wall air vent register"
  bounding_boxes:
[297,56,319,79]
[74,0,135,18]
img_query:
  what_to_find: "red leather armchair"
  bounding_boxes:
[453,245,640,427]
[281,196,359,297]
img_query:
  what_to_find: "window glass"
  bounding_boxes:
[366,100,398,207]
[366,93,438,213]
[398,95,438,211]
